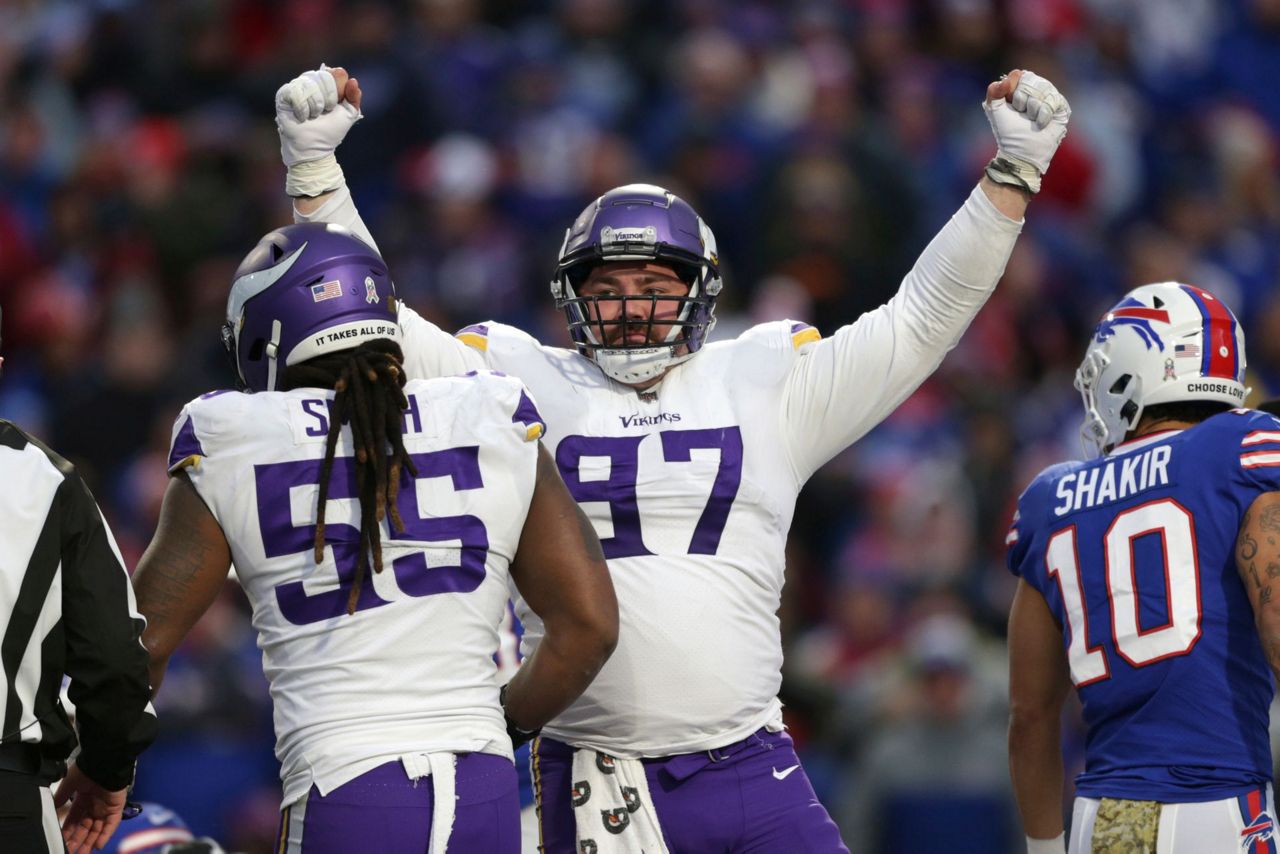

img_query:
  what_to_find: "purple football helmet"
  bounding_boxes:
[550,184,722,384]
[223,223,400,392]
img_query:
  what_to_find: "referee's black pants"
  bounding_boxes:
[0,770,60,853]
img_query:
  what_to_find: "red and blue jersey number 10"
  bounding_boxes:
[255,446,489,625]
[1046,498,1203,686]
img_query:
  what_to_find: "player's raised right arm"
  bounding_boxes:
[503,445,618,736]
[275,65,485,379]
[1236,492,1280,681]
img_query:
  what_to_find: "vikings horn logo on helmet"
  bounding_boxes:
[224,222,401,392]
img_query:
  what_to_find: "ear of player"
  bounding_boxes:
[982,70,1071,195]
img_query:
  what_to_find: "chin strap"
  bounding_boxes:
[265,319,283,391]
[593,345,694,385]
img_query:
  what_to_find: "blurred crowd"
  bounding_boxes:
[3,0,1280,850]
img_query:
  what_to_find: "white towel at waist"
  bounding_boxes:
[571,748,670,854]
[401,751,457,854]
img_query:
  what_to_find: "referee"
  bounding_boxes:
[0,307,157,854]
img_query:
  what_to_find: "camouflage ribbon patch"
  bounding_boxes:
[1091,797,1160,854]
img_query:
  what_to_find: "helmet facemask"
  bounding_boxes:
[551,185,722,385]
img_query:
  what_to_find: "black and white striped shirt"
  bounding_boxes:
[0,419,156,789]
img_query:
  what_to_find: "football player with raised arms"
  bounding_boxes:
[273,63,1071,851]
[129,224,618,853]
[1007,283,1280,853]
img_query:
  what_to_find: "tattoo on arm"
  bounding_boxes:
[137,534,218,621]
[1261,504,1280,534]
[135,476,231,654]
[1239,527,1259,565]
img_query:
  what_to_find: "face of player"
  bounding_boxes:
[577,261,691,348]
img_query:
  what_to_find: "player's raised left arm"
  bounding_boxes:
[131,472,233,696]
[781,71,1069,478]
[1236,491,1280,681]
[1007,578,1070,853]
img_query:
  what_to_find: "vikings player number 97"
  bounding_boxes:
[555,426,743,559]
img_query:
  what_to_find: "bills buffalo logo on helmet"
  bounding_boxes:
[1093,297,1169,351]
[596,752,616,774]
[621,786,641,813]
[572,780,592,807]
[602,808,631,835]
[579,840,598,854]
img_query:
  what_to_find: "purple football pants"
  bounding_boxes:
[276,752,520,853]
[533,729,849,853]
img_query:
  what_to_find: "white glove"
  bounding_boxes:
[275,63,361,197]
[983,70,1070,194]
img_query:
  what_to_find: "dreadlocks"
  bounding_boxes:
[283,338,416,615]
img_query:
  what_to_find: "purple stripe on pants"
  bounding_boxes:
[534,729,848,853]
[283,752,519,853]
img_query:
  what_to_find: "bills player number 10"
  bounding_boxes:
[1047,498,1202,686]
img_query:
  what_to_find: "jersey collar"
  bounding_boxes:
[1108,429,1183,456]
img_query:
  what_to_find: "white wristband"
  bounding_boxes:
[285,153,344,198]
[1026,831,1065,854]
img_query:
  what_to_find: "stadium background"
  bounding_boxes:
[2,0,1280,851]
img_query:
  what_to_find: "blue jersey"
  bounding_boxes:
[1007,409,1280,802]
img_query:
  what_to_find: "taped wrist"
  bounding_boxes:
[500,682,541,750]
[985,152,1041,195]
[1026,832,1065,854]
[286,153,344,199]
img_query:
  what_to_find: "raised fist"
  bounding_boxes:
[982,70,1071,194]
[275,64,362,197]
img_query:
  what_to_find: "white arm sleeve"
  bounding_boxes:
[782,184,1023,479]
[398,304,487,380]
[292,184,486,379]
[292,183,380,253]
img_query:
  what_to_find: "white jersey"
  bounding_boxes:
[309,182,1023,757]
[166,373,546,801]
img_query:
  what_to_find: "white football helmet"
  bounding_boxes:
[1075,282,1248,456]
